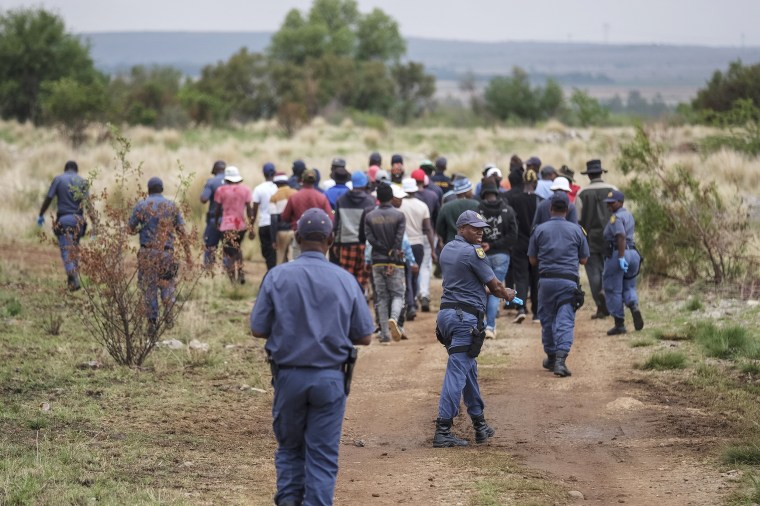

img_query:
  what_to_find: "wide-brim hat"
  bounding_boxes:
[581,159,608,175]
[224,166,243,183]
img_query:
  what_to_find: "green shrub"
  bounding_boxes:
[739,361,760,375]
[685,297,703,311]
[693,321,756,359]
[724,443,760,465]
[630,337,656,348]
[641,351,687,370]
[3,297,22,317]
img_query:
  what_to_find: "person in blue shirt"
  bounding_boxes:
[602,190,644,335]
[528,192,589,377]
[128,177,191,335]
[199,160,226,267]
[38,160,96,291]
[324,157,351,210]
[250,207,374,506]
[433,210,519,448]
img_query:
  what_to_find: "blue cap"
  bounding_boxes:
[147,177,163,192]
[603,190,625,203]
[352,171,368,188]
[456,210,490,228]
[391,154,403,164]
[550,190,570,209]
[525,156,541,167]
[297,208,333,240]
[263,162,276,175]
[292,160,306,175]
[453,177,472,194]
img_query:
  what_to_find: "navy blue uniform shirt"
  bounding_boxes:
[528,217,590,274]
[128,194,185,249]
[46,170,89,216]
[439,235,496,310]
[250,251,374,368]
[200,174,225,219]
[603,207,636,246]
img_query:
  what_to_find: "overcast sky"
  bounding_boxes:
[1,0,758,47]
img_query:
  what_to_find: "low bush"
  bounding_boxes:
[640,351,688,370]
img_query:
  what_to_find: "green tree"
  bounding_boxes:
[391,62,436,124]
[108,65,187,127]
[693,60,760,113]
[568,88,609,126]
[0,8,97,124]
[40,76,108,146]
[483,67,539,121]
[540,78,565,118]
[355,8,405,61]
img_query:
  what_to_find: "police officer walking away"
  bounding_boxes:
[38,160,96,291]
[199,160,226,268]
[128,177,192,335]
[433,210,519,447]
[250,208,374,506]
[602,190,644,335]
[575,159,617,319]
[528,192,589,377]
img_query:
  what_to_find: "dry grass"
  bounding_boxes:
[3,118,760,242]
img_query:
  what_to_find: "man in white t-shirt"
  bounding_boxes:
[252,163,279,271]
[398,178,436,321]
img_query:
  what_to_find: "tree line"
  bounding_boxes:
[1,2,758,146]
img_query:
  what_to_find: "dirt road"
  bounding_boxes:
[336,290,731,505]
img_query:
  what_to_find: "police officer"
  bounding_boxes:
[528,192,589,377]
[602,190,644,335]
[199,160,226,267]
[38,160,96,291]
[433,210,519,447]
[250,208,374,506]
[128,177,191,335]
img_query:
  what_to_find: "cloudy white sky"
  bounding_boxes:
[1,0,758,46]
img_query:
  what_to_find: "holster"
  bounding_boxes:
[558,285,585,312]
[343,347,358,396]
[267,353,278,386]
[467,319,486,358]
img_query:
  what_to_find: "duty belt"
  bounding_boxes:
[439,302,485,319]
[277,364,343,371]
[539,272,579,283]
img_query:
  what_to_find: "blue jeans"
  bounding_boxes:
[436,309,485,420]
[273,368,346,506]
[55,214,86,276]
[485,253,510,331]
[537,278,577,355]
[603,250,641,319]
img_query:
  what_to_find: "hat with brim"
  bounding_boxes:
[401,178,418,193]
[581,159,608,175]
[224,166,243,183]
[456,210,490,228]
[391,184,408,199]
[453,178,472,195]
[559,165,575,182]
[603,190,625,203]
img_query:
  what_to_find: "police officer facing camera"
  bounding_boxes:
[528,192,589,377]
[602,190,644,335]
[433,210,519,448]
[250,208,374,506]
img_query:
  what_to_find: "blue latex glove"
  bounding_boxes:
[618,257,629,273]
[512,297,524,306]
[36,215,44,227]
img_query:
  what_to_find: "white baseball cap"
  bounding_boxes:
[550,176,571,192]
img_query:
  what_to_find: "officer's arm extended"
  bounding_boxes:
[486,278,517,302]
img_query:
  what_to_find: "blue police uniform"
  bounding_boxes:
[602,206,641,325]
[250,251,374,506]
[528,217,589,365]
[437,235,495,420]
[46,170,89,278]
[200,173,225,266]
[128,194,185,322]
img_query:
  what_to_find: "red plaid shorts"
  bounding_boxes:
[338,244,368,288]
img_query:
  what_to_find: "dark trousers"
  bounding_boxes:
[584,252,606,311]
[259,225,276,271]
[404,244,424,313]
[511,246,538,316]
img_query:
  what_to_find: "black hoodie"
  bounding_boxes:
[478,199,518,255]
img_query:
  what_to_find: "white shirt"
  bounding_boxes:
[252,181,278,227]
[399,196,430,246]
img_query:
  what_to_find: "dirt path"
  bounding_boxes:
[337,284,731,505]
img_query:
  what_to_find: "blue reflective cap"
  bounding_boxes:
[603,190,625,203]
[456,210,489,228]
[297,208,333,239]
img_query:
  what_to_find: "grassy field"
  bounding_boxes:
[3,119,760,504]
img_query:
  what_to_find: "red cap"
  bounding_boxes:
[411,168,426,183]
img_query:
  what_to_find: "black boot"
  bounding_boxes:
[542,354,555,371]
[67,273,81,292]
[630,304,644,331]
[591,298,610,319]
[607,317,627,336]
[471,414,495,443]
[553,351,572,377]
[433,417,469,448]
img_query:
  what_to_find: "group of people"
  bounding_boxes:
[39,152,644,506]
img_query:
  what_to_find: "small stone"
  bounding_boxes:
[354,440,365,447]
[188,339,209,351]
[251,387,267,394]
[224,344,237,349]
[568,490,584,500]
[159,339,184,349]
[40,402,51,412]
[372,493,380,497]
[77,360,102,370]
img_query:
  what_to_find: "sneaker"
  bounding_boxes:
[512,312,526,324]
[406,309,417,321]
[420,296,430,312]
[388,318,402,342]
[379,336,391,344]
[400,326,409,340]
[484,328,495,340]
[631,305,644,331]
[532,315,540,324]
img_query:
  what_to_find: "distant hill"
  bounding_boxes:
[82,31,760,103]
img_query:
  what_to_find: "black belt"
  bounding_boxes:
[278,364,343,371]
[539,272,579,283]
[140,245,174,251]
[439,302,485,319]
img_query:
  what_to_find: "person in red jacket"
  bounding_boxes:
[281,168,334,259]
